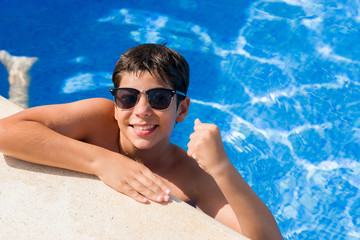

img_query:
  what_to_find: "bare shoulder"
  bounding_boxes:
[7,98,114,121]
[63,98,114,115]
[63,98,115,123]
[53,98,118,143]
[6,98,118,143]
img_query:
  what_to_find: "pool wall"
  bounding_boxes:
[0,96,248,239]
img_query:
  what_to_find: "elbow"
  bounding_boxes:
[0,118,9,149]
[0,117,16,152]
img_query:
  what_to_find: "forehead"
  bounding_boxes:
[119,71,171,89]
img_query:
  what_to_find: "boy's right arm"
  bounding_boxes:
[0,98,170,203]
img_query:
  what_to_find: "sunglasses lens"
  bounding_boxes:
[114,88,138,109]
[112,88,175,110]
[147,89,173,110]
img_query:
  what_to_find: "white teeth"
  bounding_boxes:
[133,125,156,131]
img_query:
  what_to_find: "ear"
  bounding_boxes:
[176,97,190,123]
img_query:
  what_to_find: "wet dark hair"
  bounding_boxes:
[112,44,189,104]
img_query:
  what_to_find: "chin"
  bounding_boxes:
[132,139,158,150]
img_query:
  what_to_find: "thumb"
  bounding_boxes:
[194,118,202,131]
[195,118,202,126]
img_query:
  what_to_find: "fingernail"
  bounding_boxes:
[164,195,170,202]
[157,196,163,202]
[165,189,171,195]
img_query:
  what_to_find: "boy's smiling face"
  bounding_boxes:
[114,71,189,152]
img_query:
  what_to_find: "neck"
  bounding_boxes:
[118,136,173,170]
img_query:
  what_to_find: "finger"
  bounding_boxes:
[129,176,168,203]
[126,178,161,202]
[141,168,171,195]
[132,168,170,202]
[187,138,195,151]
[194,120,214,132]
[187,148,197,160]
[189,131,198,140]
[194,123,219,135]
[126,188,149,204]
[151,173,171,199]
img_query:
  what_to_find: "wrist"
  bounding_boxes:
[207,157,233,178]
[90,147,114,177]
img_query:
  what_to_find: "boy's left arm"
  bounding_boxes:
[187,119,283,240]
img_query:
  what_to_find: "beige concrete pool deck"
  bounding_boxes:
[0,96,249,239]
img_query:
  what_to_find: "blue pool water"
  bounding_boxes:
[1,0,360,239]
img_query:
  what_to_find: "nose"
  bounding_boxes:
[133,92,153,117]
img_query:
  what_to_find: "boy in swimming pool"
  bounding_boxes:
[0,44,282,239]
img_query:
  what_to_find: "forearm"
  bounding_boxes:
[212,161,283,240]
[0,119,108,175]
[0,118,171,203]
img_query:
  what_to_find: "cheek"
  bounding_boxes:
[114,107,119,121]
[165,109,179,127]
[114,108,129,126]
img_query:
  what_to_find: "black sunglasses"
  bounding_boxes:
[110,88,186,110]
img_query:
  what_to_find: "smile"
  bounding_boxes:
[131,124,158,136]
[132,125,156,131]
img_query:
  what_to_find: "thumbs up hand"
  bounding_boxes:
[187,119,231,176]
